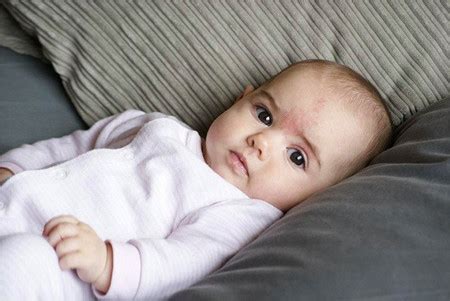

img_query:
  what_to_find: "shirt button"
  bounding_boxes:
[54,169,68,179]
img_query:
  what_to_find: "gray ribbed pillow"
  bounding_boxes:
[2,0,448,133]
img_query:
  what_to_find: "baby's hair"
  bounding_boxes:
[283,59,393,180]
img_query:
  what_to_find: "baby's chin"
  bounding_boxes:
[221,170,247,193]
[210,164,250,195]
[208,160,289,211]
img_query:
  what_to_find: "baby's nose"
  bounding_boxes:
[247,133,270,161]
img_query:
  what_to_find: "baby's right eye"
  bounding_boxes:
[255,106,272,126]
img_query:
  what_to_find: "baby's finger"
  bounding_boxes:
[43,215,79,236]
[58,251,86,271]
[55,237,81,258]
[47,222,80,248]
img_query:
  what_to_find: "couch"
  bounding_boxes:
[0,1,448,300]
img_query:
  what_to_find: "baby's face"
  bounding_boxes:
[203,66,369,211]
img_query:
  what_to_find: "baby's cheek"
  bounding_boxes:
[209,112,240,144]
[248,173,314,211]
[246,178,283,203]
[206,119,226,144]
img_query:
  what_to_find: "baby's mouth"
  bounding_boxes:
[228,151,249,177]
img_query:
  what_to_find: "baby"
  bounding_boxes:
[0,60,392,299]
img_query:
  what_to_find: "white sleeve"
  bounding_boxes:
[129,199,282,300]
[0,110,166,174]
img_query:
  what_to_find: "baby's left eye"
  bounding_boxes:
[287,148,305,167]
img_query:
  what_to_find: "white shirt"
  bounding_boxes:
[0,110,282,299]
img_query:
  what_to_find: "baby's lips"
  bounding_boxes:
[229,151,249,176]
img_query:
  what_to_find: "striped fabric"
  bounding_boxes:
[1,0,448,132]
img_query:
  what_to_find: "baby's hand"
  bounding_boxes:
[43,215,112,291]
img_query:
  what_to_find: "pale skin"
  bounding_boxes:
[203,65,370,211]
[0,62,375,294]
[0,168,13,183]
[42,215,113,293]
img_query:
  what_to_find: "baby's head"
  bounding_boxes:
[203,60,392,212]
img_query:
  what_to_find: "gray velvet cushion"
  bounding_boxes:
[0,2,448,299]
[0,46,86,155]
[1,1,448,133]
[172,98,450,300]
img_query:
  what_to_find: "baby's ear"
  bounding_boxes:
[236,85,255,102]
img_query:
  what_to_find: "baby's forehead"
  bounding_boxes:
[277,98,327,136]
[258,64,375,138]
[283,99,368,160]
[269,62,361,98]
[255,79,358,136]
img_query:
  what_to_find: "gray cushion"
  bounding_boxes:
[0,46,86,155]
[172,98,450,300]
[1,1,448,133]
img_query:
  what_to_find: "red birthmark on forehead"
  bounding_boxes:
[279,98,327,136]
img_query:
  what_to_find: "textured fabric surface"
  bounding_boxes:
[0,110,282,299]
[0,5,42,59]
[0,46,86,155]
[1,0,448,134]
[172,98,450,300]
[0,234,92,300]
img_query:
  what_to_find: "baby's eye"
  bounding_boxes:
[287,148,305,167]
[255,106,272,126]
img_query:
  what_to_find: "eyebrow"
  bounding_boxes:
[258,89,280,113]
[257,89,322,168]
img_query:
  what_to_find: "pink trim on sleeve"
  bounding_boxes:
[93,241,141,299]
[0,162,23,175]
